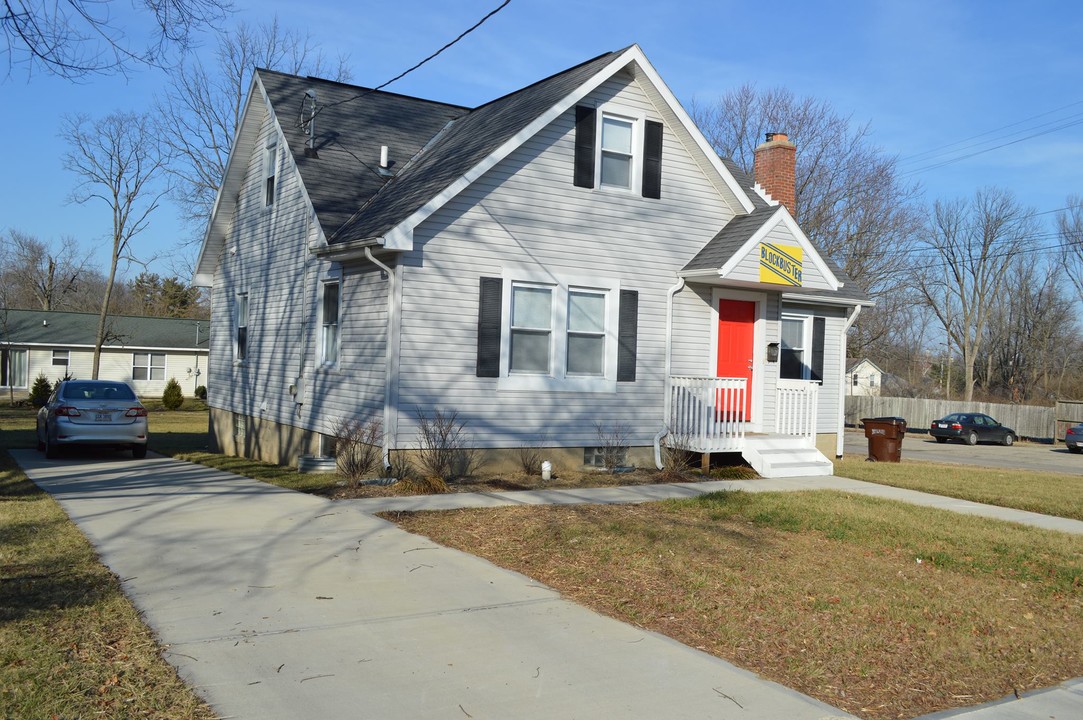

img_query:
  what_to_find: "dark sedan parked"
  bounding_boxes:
[930,413,1016,446]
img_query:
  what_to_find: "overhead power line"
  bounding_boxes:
[306,0,511,124]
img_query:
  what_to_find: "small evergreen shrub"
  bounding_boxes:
[29,372,52,408]
[162,378,184,410]
[194,385,207,400]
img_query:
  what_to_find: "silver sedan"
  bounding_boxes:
[36,379,149,459]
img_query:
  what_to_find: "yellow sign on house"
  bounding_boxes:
[759,242,803,286]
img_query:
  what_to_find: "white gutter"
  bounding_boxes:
[365,246,396,470]
[836,304,862,458]
[655,277,686,469]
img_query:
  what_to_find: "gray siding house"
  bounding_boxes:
[194,45,871,477]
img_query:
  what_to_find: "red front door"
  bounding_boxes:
[717,299,755,420]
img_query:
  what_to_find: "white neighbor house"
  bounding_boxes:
[0,309,209,398]
[846,358,885,397]
[194,45,873,478]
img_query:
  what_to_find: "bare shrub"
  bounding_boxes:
[593,421,630,471]
[517,433,550,475]
[328,416,383,487]
[414,407,481,483]
[659,429,697,482]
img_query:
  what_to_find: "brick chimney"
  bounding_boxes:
[753,132,796,213]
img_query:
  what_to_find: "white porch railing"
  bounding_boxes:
[665,376,747,453]
[775,379,820,444]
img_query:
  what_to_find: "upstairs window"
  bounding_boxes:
[235,292,249,362]
[320,280,340,365]
[133,352,166,381]
[52,350,69,368]
[573,105,662,199]
[263,140,278,207]
[599,115,634,189]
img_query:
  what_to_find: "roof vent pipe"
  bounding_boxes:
[378,145,393,177]
[303,89,318,158]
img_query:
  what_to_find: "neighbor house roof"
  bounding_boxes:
[1,310,209,350]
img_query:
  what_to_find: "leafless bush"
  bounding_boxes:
[517,433,550,475]
[415,407,482,483]
[328,416,383,487]
[659,429,697,482]
[593,421,630,471]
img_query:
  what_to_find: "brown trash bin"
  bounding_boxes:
[861,417,907,462]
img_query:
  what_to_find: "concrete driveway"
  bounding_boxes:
[843,430,1083,475]
[14,449,855,720]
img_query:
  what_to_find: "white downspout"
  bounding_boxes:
[655,277,686,469]
[365,246,395,470]
[836,304,862,458]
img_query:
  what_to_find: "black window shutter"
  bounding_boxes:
[811,317,826,383]
[574,105,596,188]
[642,120,663,199]
[476,277,503,378]
[617,289,639,382]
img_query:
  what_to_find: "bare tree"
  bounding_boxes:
[915,188,1036,401]
[156,17,351,230]
[978,257,1074,402]
[0,230,90,310]
[2,0,232,79]
[62,111,166,378]
[690,86,923,356]
[1058,195,1083,301]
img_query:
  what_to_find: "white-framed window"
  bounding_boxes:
[599,114,635,189]
[133,352,166,381]
[320,280,340,365]
[499,270,619,393]
[52,349,69,368]
[780,314,810,380]
[263,140,278,207]
[235,292,249,362]
[1,348,28,388]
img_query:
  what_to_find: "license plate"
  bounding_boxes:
[95,413,112,422]
[938,423,948,428]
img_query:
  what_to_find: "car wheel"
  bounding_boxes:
[1002,433,1014,447]
[965,431,978,446]
[1070,446,1083,454]
[132,444,147,459]
[935,437,948,444]
[45,436,59,460]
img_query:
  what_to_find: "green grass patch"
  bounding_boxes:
[834,457,1083,521]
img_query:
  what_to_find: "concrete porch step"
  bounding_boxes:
[742,435,833,478]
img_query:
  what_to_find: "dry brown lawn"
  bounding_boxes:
[388,490,1083,720]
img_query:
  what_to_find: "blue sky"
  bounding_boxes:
[3,0,1082,279]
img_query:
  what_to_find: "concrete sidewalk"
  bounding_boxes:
[13,450,854,720]
[13,449,1083,719]
[346,474,1083,536]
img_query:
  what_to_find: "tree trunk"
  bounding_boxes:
[92,250,120,380]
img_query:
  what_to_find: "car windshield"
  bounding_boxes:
[61,382,137,402]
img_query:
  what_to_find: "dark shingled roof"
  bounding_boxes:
[259,70,468,240]
[1,310,209,349]
[260,50,626,245]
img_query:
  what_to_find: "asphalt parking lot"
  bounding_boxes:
[843,429,1083,475]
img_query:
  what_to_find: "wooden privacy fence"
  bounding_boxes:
[844,396,1058,441]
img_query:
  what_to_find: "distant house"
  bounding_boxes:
[194,45,873,477]
[845,358,884,397]
[0,309,208,397]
